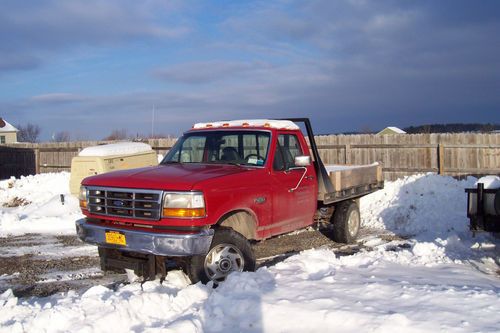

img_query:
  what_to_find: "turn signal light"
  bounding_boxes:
[79,200,87,209]
[163,208,206,218]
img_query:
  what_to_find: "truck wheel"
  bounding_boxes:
[331,200,360,244]
[186,228,255,284]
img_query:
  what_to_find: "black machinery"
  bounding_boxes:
[465,182,500,233]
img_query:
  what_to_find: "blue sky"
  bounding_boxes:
[1,0,499,140]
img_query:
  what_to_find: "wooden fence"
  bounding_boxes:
[2,133,500,180]
[314,133,500,179]
[0,146,36,179]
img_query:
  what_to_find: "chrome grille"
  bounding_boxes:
[87,187,162,220]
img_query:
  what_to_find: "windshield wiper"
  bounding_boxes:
[226,162,245,167]
[206,161,244,167]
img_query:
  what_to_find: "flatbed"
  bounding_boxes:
[322,163,384,204]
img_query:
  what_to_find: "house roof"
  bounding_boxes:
[377,126,406,134]
[386,126,406,134]
[0,118,19,132]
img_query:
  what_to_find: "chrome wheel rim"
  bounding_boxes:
[348,209,360,237]
[204,243,245,282]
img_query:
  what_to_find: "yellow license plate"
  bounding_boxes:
[105,231,126,246]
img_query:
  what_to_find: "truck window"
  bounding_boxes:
[163,131,270,166]
[170,135,206,163]
[273,134,303,171]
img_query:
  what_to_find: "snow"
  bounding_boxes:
[475,175,500,189]
[386,126,406,134]
[0,252,498,332]
[361,173,476,237]
[193,119,300,130]
[0,172,84,236]
[0,239,96,259]
[78,142,152,157]
[0,119,18,132]
[0,172,499,332]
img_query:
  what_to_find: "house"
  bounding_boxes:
[377,126,406,135]
[0,118,19,144]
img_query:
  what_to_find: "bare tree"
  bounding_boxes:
[481,124,494,132]
[359,125,373,134]
[103,129,129,141]
[17,123,41,142]
[53,131,71,142]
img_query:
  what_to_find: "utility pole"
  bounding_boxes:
[151,104,155,138]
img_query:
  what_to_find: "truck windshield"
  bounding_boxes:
[162,130,271,166]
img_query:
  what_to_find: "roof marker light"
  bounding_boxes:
[222,123,230,127]
[264,123,271,128]
[242,122,249,127]
[206,124,213,128]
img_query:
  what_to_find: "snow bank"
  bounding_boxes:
[1,249,498,332]
[0,172,83,236]
[475,175,500,189]
[360,173,499,274]
[361,173,476,237]
[78,142,152,157]
[0,172,499,332]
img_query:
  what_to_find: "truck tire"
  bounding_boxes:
[186,228,256,284]
[331,200,360,244]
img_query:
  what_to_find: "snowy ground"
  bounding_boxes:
[0,172,499,332]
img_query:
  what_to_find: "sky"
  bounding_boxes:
[1,0,499,141]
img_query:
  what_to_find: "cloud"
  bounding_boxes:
[0,55,40,72]
[0,0,190,73]
[153,61,271,84]
[30,93,87,104]
[2,0,499,139]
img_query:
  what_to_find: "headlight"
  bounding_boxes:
[162,192,206,218]
[79,186,87,209]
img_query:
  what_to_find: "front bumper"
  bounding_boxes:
[75,219,214,256]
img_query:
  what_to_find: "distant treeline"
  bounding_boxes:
[403,123,500,134]
[329,123,500,135]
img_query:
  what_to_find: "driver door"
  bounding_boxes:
[269,133,316,237]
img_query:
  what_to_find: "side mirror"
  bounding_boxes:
[294,155,311,167]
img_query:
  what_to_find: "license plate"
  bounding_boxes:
[105,231,126,246]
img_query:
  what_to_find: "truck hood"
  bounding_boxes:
[81,163,253,191]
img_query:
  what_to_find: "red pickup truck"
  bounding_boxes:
[76,119,383,283]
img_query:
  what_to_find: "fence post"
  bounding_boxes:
[35,148,40,174]
[437,144,445,175]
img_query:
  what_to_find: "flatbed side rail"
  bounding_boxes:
[323,181,384,205]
